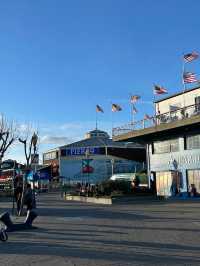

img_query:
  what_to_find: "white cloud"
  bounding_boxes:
[59,123,82,130]
[19,124,29,132]
[40,135,72,145]
[4,119,113,164]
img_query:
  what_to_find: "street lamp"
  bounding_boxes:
[111,158,115,177]
[85,148,90,184]
[31,132,38,209]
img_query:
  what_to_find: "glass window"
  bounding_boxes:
[43,151,58,160]
[186,134,200,150]
[156,171,181,197]
[187,170,200,193]
[153,139,179,154]
[61,149,67,156]
[170,139,179,152]
[153,140,170,154]
[195,96,200,112]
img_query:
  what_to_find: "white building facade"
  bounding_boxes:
[113,86,200,197]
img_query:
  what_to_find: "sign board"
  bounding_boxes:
[82,159,94,173]
[61,147,100,156]
[31,154,39,164]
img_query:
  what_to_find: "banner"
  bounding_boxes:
[82,159,94,173]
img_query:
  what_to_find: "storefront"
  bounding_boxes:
[113,86,200,198]
[156,171,181,197]
[149,136,200,197]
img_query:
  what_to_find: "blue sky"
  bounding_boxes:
[1,0,200,162]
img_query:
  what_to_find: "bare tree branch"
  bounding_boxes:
[0,114,18,162]
[19,125,39,168]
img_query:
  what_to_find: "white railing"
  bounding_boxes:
[113,103,200,137]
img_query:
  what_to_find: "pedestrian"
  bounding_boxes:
[14,177,23,216]
[24,183,34,212]
[190,184,197,197]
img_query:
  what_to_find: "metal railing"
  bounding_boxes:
[113,103,200,137]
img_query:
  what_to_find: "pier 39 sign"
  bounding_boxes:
[61,147,100,156]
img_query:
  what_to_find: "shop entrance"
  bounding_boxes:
[187,170,200,194]
[156,171,181,197]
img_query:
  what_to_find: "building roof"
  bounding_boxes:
[59,128,143,149]
[85,129,110,139]
[60,136,143,149]
[43,147,59,154]
[154,85,200,103]
[43,129,144,156]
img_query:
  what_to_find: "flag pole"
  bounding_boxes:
[95,108,98,130]
[129,94,134,124]
[111,102,113,136]
[153,85,157,125]
[182,53,186,109]
[153,94,157,125]
[131,104,135,124]
[182,55,186,92]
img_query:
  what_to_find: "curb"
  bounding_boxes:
[64,195,112,205]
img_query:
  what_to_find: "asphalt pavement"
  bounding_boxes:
[0,192,200,266]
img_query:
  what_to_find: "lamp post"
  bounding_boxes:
[31,132,38,209]
[12,160,16,215]
[18,132,39,215]
[111,158,115,177]
[85,148,90,184]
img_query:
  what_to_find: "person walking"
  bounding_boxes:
[24,183,34,212]
[14,177,23,216]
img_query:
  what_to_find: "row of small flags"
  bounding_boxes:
[97,102,152,120]
[96,85,166,114]
[96,103,152,119]
[96,51,199,120]
[96,104,122,113]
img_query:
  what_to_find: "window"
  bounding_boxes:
[195,96,200,112]
[170,139,180,152]
[43,151,58,161]
[187,170,200,192]
[61,149,67,156]
[186,134,200,149]
[153,139,179,154]
[156,171,181,197]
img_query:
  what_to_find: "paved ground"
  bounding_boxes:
[0,193,200,266]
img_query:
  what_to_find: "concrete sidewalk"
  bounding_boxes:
[0,192,200,266]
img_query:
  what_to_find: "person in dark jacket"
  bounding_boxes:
[14,177,23,215]
[24,183,34,211]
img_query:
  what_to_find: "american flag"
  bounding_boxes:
[130,95,141,103]
[112,103,122,112]
[153,85,168,95]
[184,51,199,62]
[96,104,104,113]
[183,72,198,83]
